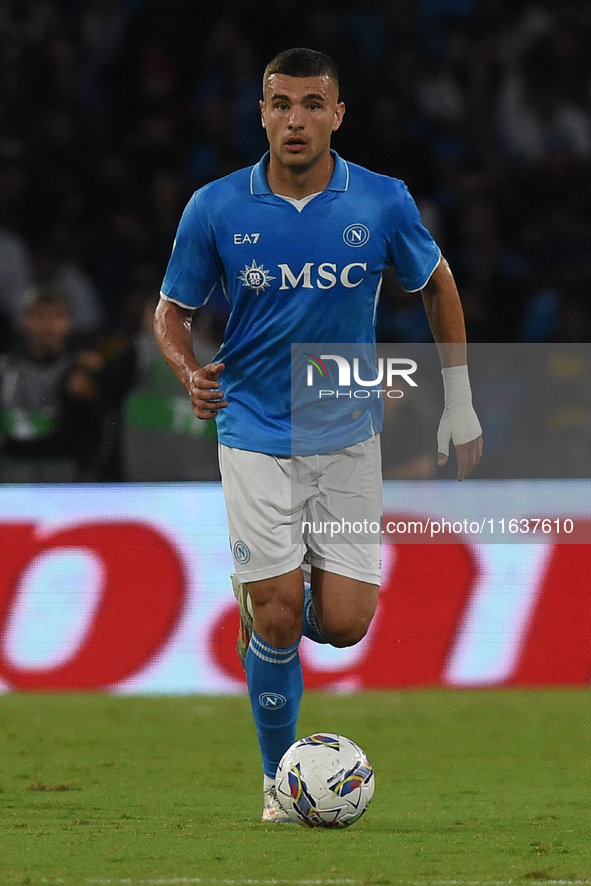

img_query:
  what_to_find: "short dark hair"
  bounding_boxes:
[263,48,339,96]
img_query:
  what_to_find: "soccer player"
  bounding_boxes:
[154,48,482,821]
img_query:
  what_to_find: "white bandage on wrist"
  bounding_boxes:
[437,364,482,456]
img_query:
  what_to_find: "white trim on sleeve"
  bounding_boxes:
[159,291,197,311]
[401,250,442,293]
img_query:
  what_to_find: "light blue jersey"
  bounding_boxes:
[161,151,441,456]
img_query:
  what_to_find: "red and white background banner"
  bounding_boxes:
[0,481,590,693]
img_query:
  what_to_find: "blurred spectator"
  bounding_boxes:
[29,236,104,340]
[0,288,102,482]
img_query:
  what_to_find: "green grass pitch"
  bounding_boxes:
[1,690,591,885]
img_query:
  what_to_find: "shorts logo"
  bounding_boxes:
[343,224,370,247]
[259,692,287,709]
[238,260,276,294]
[233,540,251,564]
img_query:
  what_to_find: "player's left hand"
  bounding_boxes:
[436,364,483,481]
[437,395,483,481]
[437,433,483,482]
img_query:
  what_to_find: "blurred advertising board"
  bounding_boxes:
[0,481,590,692]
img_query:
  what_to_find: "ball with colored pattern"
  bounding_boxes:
[275,733,374,827]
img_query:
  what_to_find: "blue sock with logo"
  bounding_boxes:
[302,581,328,644]
[245,632,304,779]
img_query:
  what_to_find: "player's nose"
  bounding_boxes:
[287,107,305,129]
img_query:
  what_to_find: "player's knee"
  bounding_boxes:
[323,616,372,648]
[250,595,303,648]
[318,590,378,648]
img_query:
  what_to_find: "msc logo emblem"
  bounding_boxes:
[233,540,251,564]
[343,223,370,247]
[237,260,276,294]
[259,692,287,709]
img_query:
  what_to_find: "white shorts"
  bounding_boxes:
[219,437,382,585]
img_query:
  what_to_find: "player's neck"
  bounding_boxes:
[266,151,334,199]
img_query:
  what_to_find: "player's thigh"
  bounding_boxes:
[305,435,382,586]
[218,444,306,581]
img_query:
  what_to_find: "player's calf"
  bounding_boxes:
[310,571,380,648]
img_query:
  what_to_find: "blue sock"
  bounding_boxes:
[245,632,304,779]
[302,582,328,644]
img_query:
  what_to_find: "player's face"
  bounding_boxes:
[260,74,345,172]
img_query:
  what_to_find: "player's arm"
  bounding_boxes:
[421,256,482,481]
[153,297,226,420]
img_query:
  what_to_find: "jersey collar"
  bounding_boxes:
[250,150,349,195]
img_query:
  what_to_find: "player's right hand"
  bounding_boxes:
[187,362,227,419]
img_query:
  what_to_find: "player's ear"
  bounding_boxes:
[260,99,266,129]
[332,101,345,132]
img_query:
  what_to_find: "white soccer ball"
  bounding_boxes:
[275,733,374,828]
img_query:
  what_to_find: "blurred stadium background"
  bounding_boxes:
[0,0,591,695]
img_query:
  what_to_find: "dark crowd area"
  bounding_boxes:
[1,0,591,482]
